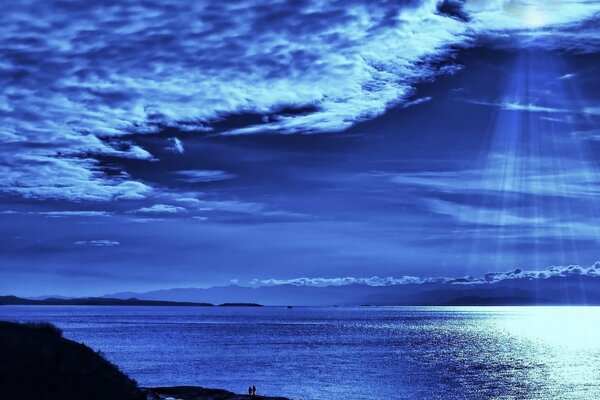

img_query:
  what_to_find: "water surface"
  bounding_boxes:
[1,306,598,399]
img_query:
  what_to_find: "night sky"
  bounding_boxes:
[2,0,600,296]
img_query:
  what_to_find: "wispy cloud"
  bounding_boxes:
[401,96,434,108]
[384,155,600,199]
[583,106,600,116]
[559,73,577,80]
[134,204,187,214]
[464,99,570,113]
[571,129,600,141]
[38,211,112,218]
[176,170,237,183]
[74,240,121,247]
[165,138,185,154]
[172,195,307,219]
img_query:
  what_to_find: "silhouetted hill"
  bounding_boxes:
[0,321,144,400]
[0,295,213,306]
[0,321,290,400]
[105,275,600,306]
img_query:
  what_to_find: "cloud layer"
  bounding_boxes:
[2,0,599,201]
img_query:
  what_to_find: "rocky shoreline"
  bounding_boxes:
[0,320,289,400]
[144,386,289,400]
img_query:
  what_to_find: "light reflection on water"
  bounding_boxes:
[1,306,599,400]
[492,307,600,399]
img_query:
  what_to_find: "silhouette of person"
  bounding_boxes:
[248,386,253,396]
[252,385,256,396]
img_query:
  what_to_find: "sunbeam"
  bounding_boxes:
[453,51,600,274]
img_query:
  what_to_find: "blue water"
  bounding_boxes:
[1,306,599,399]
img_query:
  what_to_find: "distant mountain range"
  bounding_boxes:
[0,296,262,307]
[0,296,213,306]
[103,274,600,306]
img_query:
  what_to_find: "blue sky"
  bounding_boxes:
[2,0,600,296]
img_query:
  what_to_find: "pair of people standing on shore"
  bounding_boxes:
[248,384,257,396]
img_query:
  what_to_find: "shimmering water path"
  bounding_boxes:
[1,306,598,399]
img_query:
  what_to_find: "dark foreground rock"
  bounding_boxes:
[144,386,290,400]
[0,320,144,400]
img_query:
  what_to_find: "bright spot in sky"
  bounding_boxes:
[522,7,546,28]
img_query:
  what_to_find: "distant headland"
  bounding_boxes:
[0,296,262,308]
[7,269,600,307]
[101,272,600,306]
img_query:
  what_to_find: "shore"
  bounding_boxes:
[0,320,288,400]
[144,386,289,400]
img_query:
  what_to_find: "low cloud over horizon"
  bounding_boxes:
[251,261,600,288]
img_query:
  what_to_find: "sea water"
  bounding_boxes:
[1,306,599,400]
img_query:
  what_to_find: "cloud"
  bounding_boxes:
[559,73,577,80]
[253,261,600,287]
[492,13,600,52]
[373,151,600,239]
[425,198,549,227]
[38,211,111,218]
[1,0,599,201]
[501,102,567,113]
[74,240,121,247]
[462,2,600,54]
[571,129,600,141]
[477,262,600,283]
[0,154,152,201]
[461,100,600,117]
[134,204,187,214]
[176,170,237,183]
[253,275,425,287]
[129,217,167,223]
[583,106,600,116]
[384,154,600,199]
[165,137,185,154]
[465,99,570,113]
[402,96,434,108]
[171,194,306,219]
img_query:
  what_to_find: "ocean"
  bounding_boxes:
[1,306,599,399]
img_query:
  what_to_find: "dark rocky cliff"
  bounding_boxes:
[0,320,144,400]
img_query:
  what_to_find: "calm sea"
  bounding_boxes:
[1,306,599,399]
